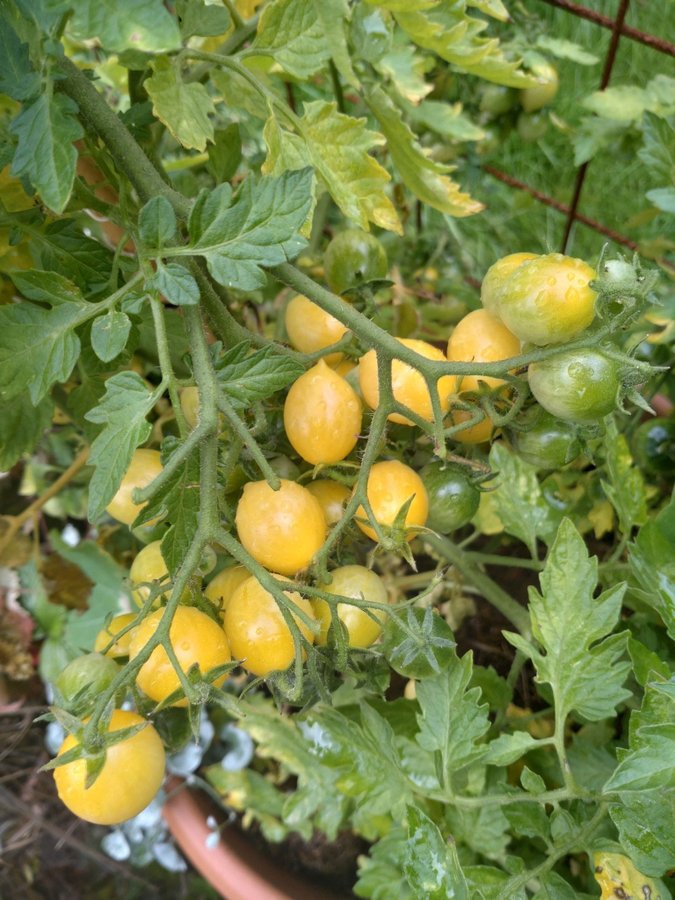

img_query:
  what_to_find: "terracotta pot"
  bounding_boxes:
[163,783,353,900]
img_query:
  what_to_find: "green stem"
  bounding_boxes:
[424,533,531,635]
[149,295,188,438]
[216,394,281,488]
[466,551,543,571]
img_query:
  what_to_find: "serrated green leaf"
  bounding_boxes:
[146,56,215,151]
[0,21,40,100]
[262,101,401,234]
[484,731,539,767]
[211,67,272,120]
[138,196,177,247]
[446,797,511,862]
[91,310,132,363]
[0,391,52,469]
[186,170,312,290]
[488,443,560,555]
[404,805,468,900]
[10,92,83,212]
[207,124,242,184]
[176,0,231,38]
[601,421,647,537]
[253,0,356,85]
[536,36,598,66]
[0,298,88,404]
[637,114,675,183]
[609,789,675,877]
[572,117,627,166]
[30,220,114,294]
[214,340,304,408]
[355,827,414,900]
[382,606,456,678]
[204,766,288,842]
[394,5,535,88]
[65,0,182,52]
[520,765,546,794]
[628,510,675,640]
[152,263,200,306]
[604,724,675,793]
[532,871,583,899]
[376,43,433,104]
[10,269,85,306]
[366,87,483,217]
[85,372,156,520]
[416,651,490,779]
[410,99,485,141]
[505,519,631,722]
[465,864,527,899]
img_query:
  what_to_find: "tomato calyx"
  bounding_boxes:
[591,250,659,319]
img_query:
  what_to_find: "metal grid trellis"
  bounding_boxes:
[482,0,675,270]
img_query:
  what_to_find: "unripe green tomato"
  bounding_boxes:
[528,350,621,425]
[480,84,517,115]
[419,463,480,533]
[324,229,388,295]
[517,111,549,143]
[55,653,120,707]
[520,62,559,112]
[510,413,582,469]
[632,417,675,477]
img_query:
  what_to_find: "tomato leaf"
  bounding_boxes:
[262,101,401,234]
[415,651,490,780]
[215,341,304,407]
[30,220,114,294]
[628,499,675,641]
[85,371,156,520]
[152,263,200,306]
[354,827,414,900]
[138,196,177,248]
[207,124,242,184]
[91,310,132,363]
[62,0,182,52]
[366,87,483,217]
[535,35,598,66]
[186,169,312,290]
[0,391,53,469]
[505,519,632,722]
[10,92,83,212]
[0,20,40,100]
[146,56,215,152]
[404,805,469,900]
[601,420,647,536]
[176,0,231,38]
[375,44,433,104]
[205,767,289,842]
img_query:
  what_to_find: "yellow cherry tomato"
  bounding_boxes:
[283,359,362,465]
[359,338,454,426]
[520,62,559,113]
[93,613,138,658]
[312,565,388,648]
[179,386,200,429]
[204,565,251,617]
[495,253,597,346]
[355,460,428,542]
[305,479,351,525]
[53,709,165,825]
[331,358,357,378]
[106,449,163,527]
[284,293,349,364]
[129,606,231,707]
[480,252,539,312]
[222,575,316,677]
[129,541,179,608]
[446,309,521,394]
[235,479,327,576]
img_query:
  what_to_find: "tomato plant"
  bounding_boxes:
[2,1,672,895]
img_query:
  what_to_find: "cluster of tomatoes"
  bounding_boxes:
[53,237,607,826]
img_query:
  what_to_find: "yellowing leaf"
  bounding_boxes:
[367,87,483,218]
[146,56,215,151]
[0,165,35,211]
[262,101,402,234]
[593,852,663,900]
[376,44,433,104]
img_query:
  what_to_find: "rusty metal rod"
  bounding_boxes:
[537,0,675,56]
[561,0,631,253]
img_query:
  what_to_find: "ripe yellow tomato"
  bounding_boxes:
[496,253,597,346]
[222,575,316,677]
[449,408,494,444]
[480,252,538,312]
[129,606,231,706]
[54,709,165,825]
[447,309,520,394]
[359,338,454,426]
[312,565,388,648]
[283,359,362,465]
[129,541,173,607]
[179,386,200,429]
[204,565,251,617]
[355,460,428,542]
[235,479,327,576]
[106,449,163,526]
[284,293,349,364]
[305,479,351,525]
[93,613,138,658]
